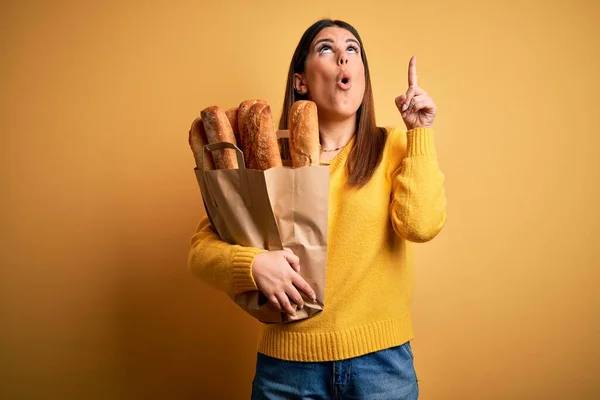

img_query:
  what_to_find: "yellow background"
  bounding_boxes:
[2,0,599,398]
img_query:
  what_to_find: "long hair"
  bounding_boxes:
[279,19,387,187]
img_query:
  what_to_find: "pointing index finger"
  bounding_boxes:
[408,55,417,87]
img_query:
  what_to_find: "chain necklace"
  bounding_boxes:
[319,140,351,153]
[319,143,348,153]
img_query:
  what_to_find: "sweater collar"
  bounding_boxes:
[321,134,356,170]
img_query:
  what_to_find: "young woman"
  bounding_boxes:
[189,19,447,400]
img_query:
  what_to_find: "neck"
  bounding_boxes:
[318,114,357,151]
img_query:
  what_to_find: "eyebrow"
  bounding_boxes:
[313,38,360,49]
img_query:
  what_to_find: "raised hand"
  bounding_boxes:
[395,56,437,130]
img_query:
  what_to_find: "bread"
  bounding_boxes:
[238,99,268,133]
[238,99,267,166]
[225,107,240,145]
[188,117,215,170]
[244,103,282,170]
[289,100,320,167]
[200,106,238,169]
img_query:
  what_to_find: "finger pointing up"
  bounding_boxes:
[408,56,418,87]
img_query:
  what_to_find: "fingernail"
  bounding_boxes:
[401,104,408,112]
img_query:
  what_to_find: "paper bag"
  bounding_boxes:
[194,131,329,324]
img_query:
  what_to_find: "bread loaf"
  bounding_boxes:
[238,99,267,166]
[289,100,320,167]
[225,107,240,145]
[188,117,215,170]
[200,106,238,169]
[244,103,282,170]
[238,99,267,133]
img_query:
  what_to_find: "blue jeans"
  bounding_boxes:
[251,342,419,399]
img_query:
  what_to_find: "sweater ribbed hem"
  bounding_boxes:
[407,128,436,157]
[231,247,265,293]
[256,314,414,362]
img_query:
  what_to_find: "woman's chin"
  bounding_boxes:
[319,103,361,122]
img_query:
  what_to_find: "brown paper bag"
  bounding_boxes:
[194,131,329,324]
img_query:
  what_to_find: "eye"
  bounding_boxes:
[347,45,359,54]
[317,45,332,54]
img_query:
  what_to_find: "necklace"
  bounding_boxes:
[320,141,350,153]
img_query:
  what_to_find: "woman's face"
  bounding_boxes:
[294,27,366,122]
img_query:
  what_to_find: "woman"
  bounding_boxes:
[189,19,446,399]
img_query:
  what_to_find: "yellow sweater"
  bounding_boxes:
[188,127,446,362]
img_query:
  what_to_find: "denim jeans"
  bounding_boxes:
[251,342,418,400]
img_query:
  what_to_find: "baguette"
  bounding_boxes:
[200,106,238,169]
[188,117,215,170]
[289,100,320,167]
[244,103,282,170]
[238,99,267,166]
[225,107,240,145]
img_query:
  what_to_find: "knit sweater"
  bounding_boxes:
[188,127,446,362]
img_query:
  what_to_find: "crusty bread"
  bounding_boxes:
[188,117,215,170]
[244,103,282,170]
[225,107,240,145]
[200,106,238,169]
[238,99,267,133]
[289,100,320,167]
[238,99,267,166]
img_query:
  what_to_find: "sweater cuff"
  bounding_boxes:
[231,247,266,293]
[406,127,436,157]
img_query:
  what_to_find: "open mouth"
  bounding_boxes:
[337,73,352,90]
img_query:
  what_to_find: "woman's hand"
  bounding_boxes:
[252,248,316,316]
[395,56,437,130]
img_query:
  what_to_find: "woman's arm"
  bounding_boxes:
[188,216,265,294]
[188,216,316,315]
[388,127,447,242]
[389,56,446,242]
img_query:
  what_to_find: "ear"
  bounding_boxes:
[293,73,308,95]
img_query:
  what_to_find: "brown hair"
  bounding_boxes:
[279,19,387,187]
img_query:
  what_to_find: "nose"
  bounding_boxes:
[338,57,348,66]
